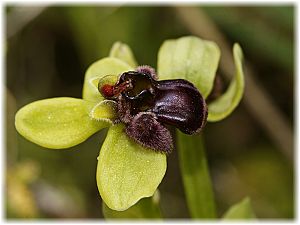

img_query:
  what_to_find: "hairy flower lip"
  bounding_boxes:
[98,67,208,153]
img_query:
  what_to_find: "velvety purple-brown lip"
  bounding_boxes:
[150,78,207,135]
[99,67,207,154]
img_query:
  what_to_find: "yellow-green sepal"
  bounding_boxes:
[15,97,107,149]
[102,190,162,219]
[96,124,167,211]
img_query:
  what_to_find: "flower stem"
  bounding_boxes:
[177,130,216,219]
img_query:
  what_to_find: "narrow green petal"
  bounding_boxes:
[208,44,245,122]
[157,36,220,98]
[15,97,107,149]
[222,197,256,219]
[89,100,118,124]
[82,57,133,102]
[109,42,138,68]
[96,124,167,211]
[102,191,162,219]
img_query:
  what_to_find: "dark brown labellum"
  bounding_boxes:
[98,66,207,154]
[125,112,173,154]
[151,79,207,135]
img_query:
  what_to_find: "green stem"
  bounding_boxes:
[177,130,216,219]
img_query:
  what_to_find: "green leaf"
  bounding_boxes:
[222,197,256,219]
[109,42,138,68]
[207,44,245,122]
[89,100,118,124]
[82,57,133,102]
[177,131,216,219]
[15,97,106,149]
[96,124,167,211]
[157,36,220,98]
[102,191,162,219]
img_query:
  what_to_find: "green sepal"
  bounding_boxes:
[207,44,245,122]
[109,42,138,68]
[222,197,256,219]
[15,97,107,149]
[96,124,167,211]
[82,57,133,102]
[102,190,162,219]
[157,36,220,98]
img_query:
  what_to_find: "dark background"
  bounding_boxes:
[5,5,294,219]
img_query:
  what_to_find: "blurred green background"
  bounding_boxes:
[5,5,294,219]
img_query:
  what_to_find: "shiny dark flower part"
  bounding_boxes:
[98,66,207,154]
